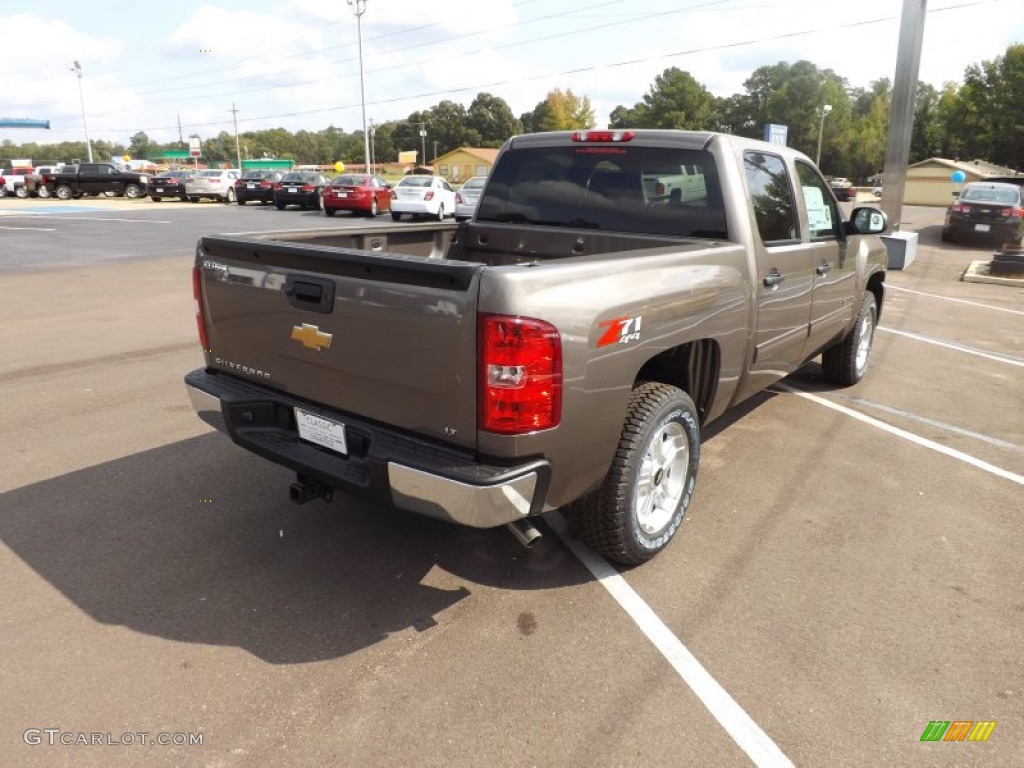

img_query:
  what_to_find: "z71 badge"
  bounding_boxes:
[597,315,642,347]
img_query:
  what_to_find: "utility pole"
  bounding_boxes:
[178,114,184,149]
[880,0,927,230]
[230,103,242,171]
[420,127,427,168]
[346,0,371,173]
[69,61,93,163]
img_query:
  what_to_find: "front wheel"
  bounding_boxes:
[37,186,51,199]
[369,198,378,217]
[435,204,445,222]
[124,184,143,198]
[571,383,700,565]
[15,185,29,199]
[822,292,877,385]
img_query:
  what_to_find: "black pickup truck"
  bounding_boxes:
[45,163,150,200]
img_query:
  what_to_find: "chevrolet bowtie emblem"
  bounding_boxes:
[291,323,333,351]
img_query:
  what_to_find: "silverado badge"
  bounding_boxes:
[291,323,333,351]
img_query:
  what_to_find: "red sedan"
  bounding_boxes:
[323,173,392,217]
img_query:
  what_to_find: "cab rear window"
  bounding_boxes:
[476,145,727,239]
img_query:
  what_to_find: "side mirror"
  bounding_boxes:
[849,206,888,235]
[952,191,959,197]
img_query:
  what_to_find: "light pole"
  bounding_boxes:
[368,119,376,172]
[420,128,427,168]
[346,0,371,173]
[815,103,832,167]
[69,61,93,163]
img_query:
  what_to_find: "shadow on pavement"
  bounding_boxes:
[0,434,586,664]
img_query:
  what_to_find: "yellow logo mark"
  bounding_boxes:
[968,721,997,742]
[291,323,333,351]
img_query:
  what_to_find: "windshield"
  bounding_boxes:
[332,175,367,186]
[476,145,727,239]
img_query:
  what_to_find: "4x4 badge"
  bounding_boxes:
[291,323,332,351]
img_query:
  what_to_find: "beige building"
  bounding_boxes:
[432,147,500,183]
[904,158,1023,206]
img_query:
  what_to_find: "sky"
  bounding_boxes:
[2,0,1023,152]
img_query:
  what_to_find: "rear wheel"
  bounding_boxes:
[316,191,324,210]
[189,197,199,203]
[324,208,337,217]
[124,184,143,199]
[15,185,29,199]
[436,204,445,221]
[369,198,378,217]
[275,201,285,210]
[237,198,246,205]
[225,188,235,203]
[571,383,700,565]
[55,185,73,200]
[37,186,51,199]
[822,292,877,385]
[941,228,953,243]
[151,197,162,202]
[391,212,401,221]
[0,186,7,198]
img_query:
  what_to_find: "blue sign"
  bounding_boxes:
[763,124,788,146]
[0,118,50,129]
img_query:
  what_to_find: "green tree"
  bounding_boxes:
[609,67,719,129]
[466,92,520,146]
[523,89,595,132]
[128,131,152,160]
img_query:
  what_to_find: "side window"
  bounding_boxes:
[744,151,798,244]
[796,161,841,240]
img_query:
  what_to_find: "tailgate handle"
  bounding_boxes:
[284,276,335,314]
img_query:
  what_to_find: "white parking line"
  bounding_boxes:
[547,512,794,768]
[887,285,1024,316]
[0,216,173,224]
[0,226,56,231]
[777,384,1024,486]
[877,327,1024,367]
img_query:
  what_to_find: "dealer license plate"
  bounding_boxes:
[295,408,347,454]
[288,186,298,193]
[247,183,256,189]
[156,187,164,193]
[974,223,990,232]
[337,191,347,197]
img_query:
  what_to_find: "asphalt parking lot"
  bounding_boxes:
[1,196,1021,767]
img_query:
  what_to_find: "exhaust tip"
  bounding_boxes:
[506,518,542,549]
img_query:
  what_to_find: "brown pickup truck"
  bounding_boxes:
[185,129,888,564]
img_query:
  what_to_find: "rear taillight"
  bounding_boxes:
[571,130,635,142]
[479,315,561,434]
[424,190,434,201]
[952,203,967,213]
[655,182,665,197]
[456,192,464,204]
[274,182,283,190]
[192,265,210,350]
[301,184,315,192]
[390,190,397,200]
[260,180,272,188]
[1002,206,1023,218]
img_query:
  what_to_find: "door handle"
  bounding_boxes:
[763,269,784,288]
[816,261,832,276]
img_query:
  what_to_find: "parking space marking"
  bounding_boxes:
[877,327,1024,367]
[0,215,172,224]
[778,385,1024,486]
[547,512,795,768]
[838,396,1024,453]
[0,225,56,231]
[887,285,1024,316]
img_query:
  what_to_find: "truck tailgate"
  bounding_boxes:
[197,236,484,450]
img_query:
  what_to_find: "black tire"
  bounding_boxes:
[0,186,7,198]
[237,198,246,205]
[822,292,877,386]
[391,212,401,221]
[941,228,954,243]
[436,204,445,221]
[571,383,700,565]
[189,197,199,203]
[55,184,73,200]
[324,208,337,217]
[179,196,188,202]
[37,186,51,199]
[275,202,285,210]
[369,198,378,217]
[15,185,29,199]
[225,188,235,204]
[124,184,143,199]
[151,197,162,202]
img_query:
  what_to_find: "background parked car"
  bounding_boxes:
[942,181,1023,244]
[390,175,457,221]
[273,171,331,210]
[147,170,195,202]
[829,177,854,202]
[33,165,65,198]
[0,167,37,198]
[235,170,285,205]
[186,169,240,203]
[454,175,487,220]
[322,173,391,217]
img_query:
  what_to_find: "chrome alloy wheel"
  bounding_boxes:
[855,307,875,374]
[634,421,689,535]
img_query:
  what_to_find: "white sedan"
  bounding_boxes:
[455,176,487,220]
[186,169,240,203]
[390,175,457,221]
